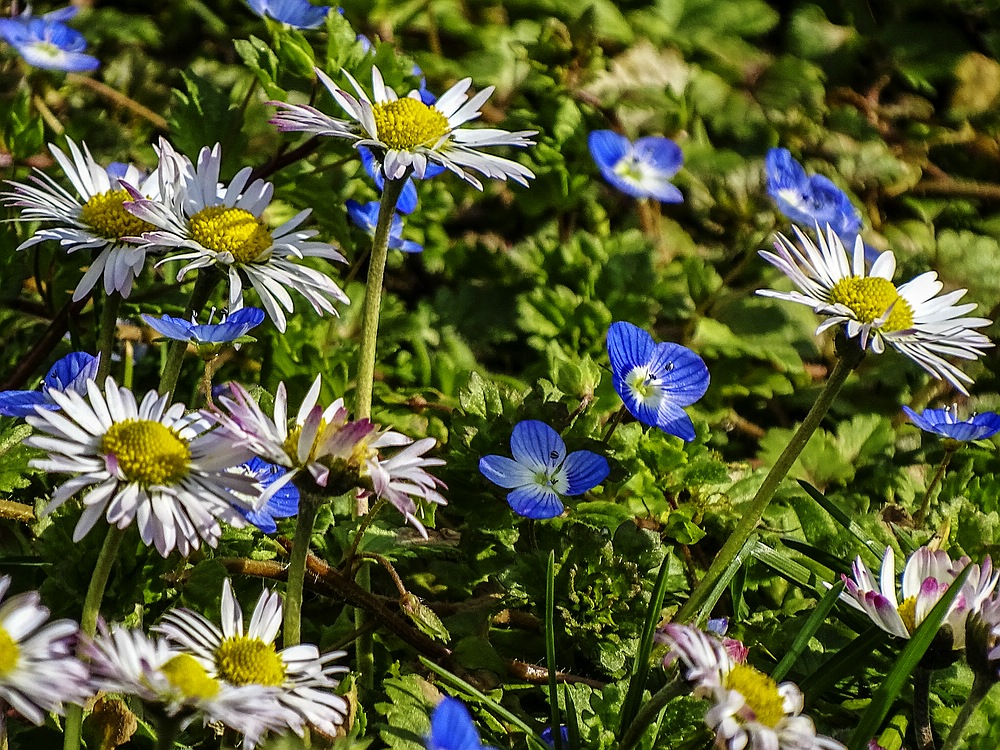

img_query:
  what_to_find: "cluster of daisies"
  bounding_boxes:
[657,543,1000,750]
[0,573,341,746]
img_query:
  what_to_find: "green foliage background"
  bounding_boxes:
[3,0,1000,747]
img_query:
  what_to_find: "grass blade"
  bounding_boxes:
[419,656,550,750]
[695,533,758,624]
[564,685,580,750]
[546,550,563,750]
[845,564,973,750]
[799,626,886,700]
[771,580,844,681]
[798,480,884,563]
[617,555,672,739]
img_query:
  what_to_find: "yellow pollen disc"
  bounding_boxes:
[371,98,450,151]
[79,189,155,243]
[100,419,191,486]
[161,653,220,699]
[898,596,918,634]
[724,663,786,728]
[214,636,286,687]
[188,206,273,263]
[0,626,20,677]
[829,276,914,332]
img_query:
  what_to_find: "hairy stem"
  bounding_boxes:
[674,343,863,623]
[95,293,121,383]
[619,676,685,750]
[283,496,321,648]
[914,447,955,527]
[352,175,408,421]
[914,667,936,750]
[940,673,993,750]
[63,526,127,750]
[157,271,219,398]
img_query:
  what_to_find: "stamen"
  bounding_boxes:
[161,653,220,699]
[80,189,155,243]
[371,98,450,151]
[100,419,192,486]
[829,276,914,332]
[214,636,286,687]
[724,663,785,727]
[897,595,918,634]
[189,206,273,263]
[0,626,20,677]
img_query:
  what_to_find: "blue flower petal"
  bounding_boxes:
[510,420,566,473]
[651,400,698,442]
[143,314,195,342]
[507,484,564,519]
[43,7,79,22]
[346,199,377,234]
[428,697,484,750]
[0,391,52,418]
[479,455,535,489]
[247,0,333,28]
[903,406,1000,441]
[397,179,419,214]
[647,342,710,406]
[541,727,569,748]
[233,458,300,534]
[634,136,683,177]
[44,352,98,392]
[562,450,609,495]
[588,130,631,175]
[809,175,861,236]
[190,307,266,342]
[606,321,655,380]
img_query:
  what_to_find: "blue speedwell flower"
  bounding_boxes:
[141,307,266,345]
[0,6,98,72]
[903,405,1000,442]
[479,420,609,519]
[541,726,569,748]
[427,697,495,750]
[0,351,98,418]
[606,321,710,442]
[588,131,683,203]
[346,200,423,253]
[246,0,335,28]
[765,148,861,243]
[232,457,300,533]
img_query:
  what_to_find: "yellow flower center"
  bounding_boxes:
[724,663,786,728]
[79,189,155,243]
[214,636,286,686]
[898,595,918,634]
[161,653,220,699]
[100,419,191,486]
[371,98,450,151]
[189,206,273,263]
[0,626,20,677]
[829,276,914,332]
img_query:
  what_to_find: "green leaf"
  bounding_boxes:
[771,581,845,681]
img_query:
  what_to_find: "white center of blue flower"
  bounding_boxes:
[627,364,672,405]
[614,156,645,184]
[29,42,61,60]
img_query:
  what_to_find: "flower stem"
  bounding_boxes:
[914,447,956,528]
[602,404,628,443]
[152,712,184,750]
[619,676,685,750]
[913,667,936,750]
[352,175,408,421]
[940,673,993,750]
[674,343,864,623]
[95,292,121,383]
[63,525,127,750]
[157,271,219,398]
[283,495,321,648]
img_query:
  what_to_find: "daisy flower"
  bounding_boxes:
[212,375,446,535]
[588,131,683,203]
[0,6,98,72]
[658,624,844,750]
[123,139,349,332]
[270,66,536,190]
[606,321,710,442]
[758,225,993,395]
[765,148,860,246]
[2,139,160,300]
[25,377,260,557]
[427,697,496,750]
[478,420,609,519]
[840,546,998,649]
[359,145,444,215]
[0,576,90,725]
[155,578,349,738]
[902,404,1000,442]
[0,351,98,418]
[86,624,290,748]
